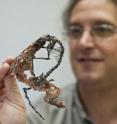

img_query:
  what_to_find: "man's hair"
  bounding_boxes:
[62,0,117,33]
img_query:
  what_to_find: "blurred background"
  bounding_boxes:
[0,0,75,103]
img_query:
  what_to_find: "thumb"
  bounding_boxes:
[4,70,25,108]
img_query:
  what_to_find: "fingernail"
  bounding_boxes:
[3,63,9,67]
[1,63,9,70]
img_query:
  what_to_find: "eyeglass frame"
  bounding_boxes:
[67,21,117,42]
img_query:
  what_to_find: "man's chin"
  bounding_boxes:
[77,73,101,85]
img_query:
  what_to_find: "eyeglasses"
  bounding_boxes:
[67,23,117,42]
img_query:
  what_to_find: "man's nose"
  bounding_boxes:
[78,31,95,49]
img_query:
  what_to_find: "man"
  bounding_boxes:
[1,0,117,124]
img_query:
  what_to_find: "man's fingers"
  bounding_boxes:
[3,56,14,64]
[0,63,9,82]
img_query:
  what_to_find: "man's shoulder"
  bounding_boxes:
[60,83,76,101]
[62,83,76,94]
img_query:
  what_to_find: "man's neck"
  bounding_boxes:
[78,81,117,124]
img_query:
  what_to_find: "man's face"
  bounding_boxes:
[69,0,117,86]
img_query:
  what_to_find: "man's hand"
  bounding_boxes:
[0,57,26,124]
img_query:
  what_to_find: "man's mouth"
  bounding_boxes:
[77,58,104,63]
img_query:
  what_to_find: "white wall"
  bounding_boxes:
[0,0,76,102]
